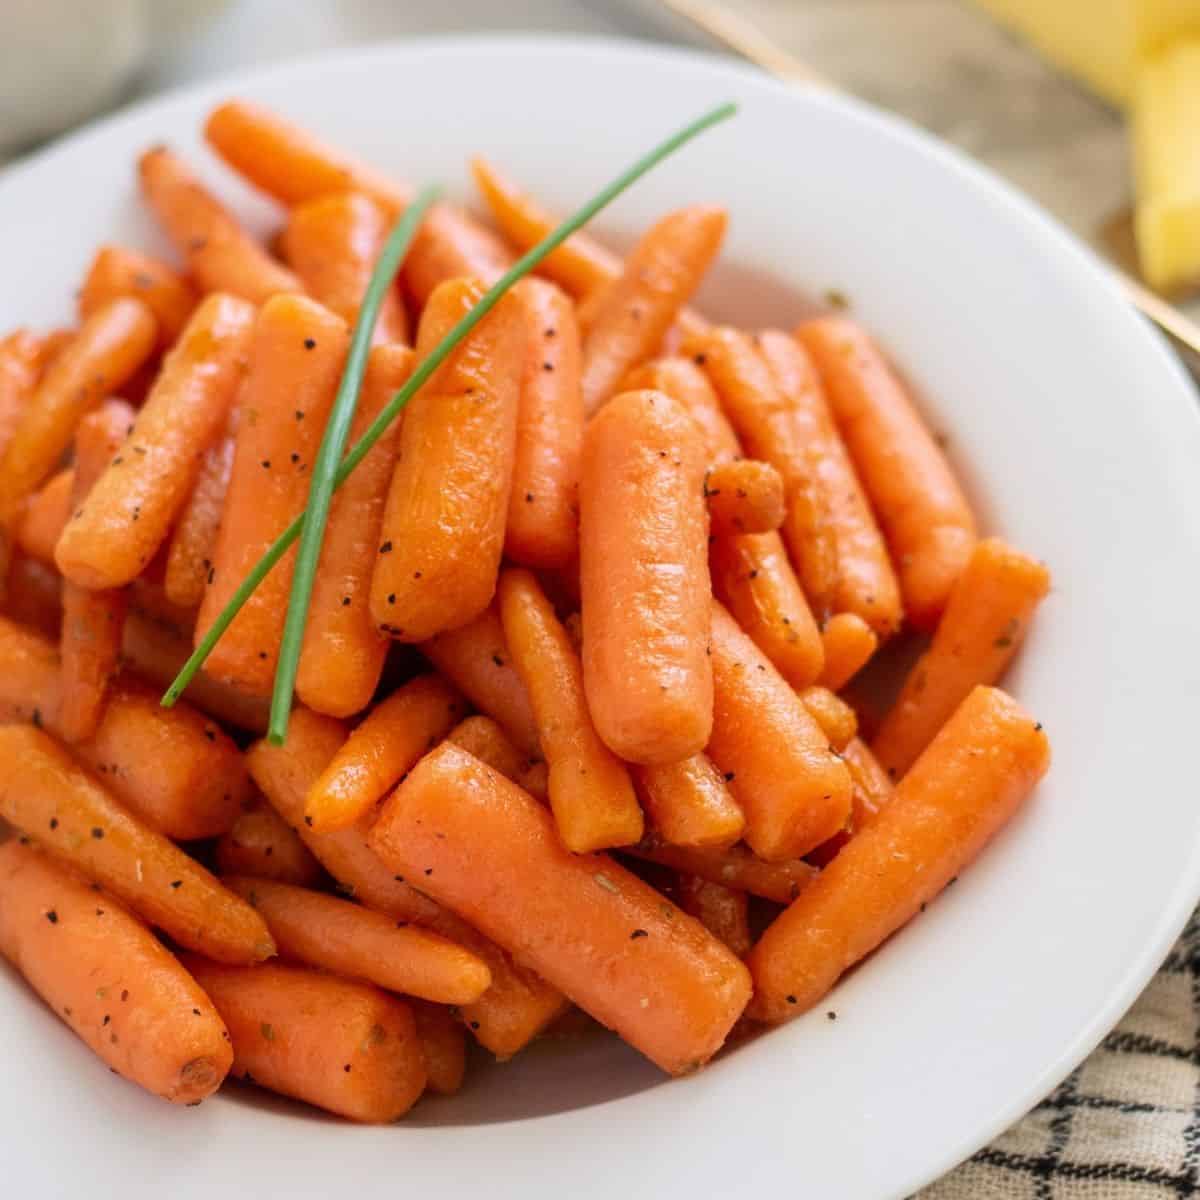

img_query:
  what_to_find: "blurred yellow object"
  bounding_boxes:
[970,0,1200,106]
[1133,38,1200,292]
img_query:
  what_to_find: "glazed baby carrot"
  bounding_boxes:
[676,875,752,958]
[631,754,745,848]
[184,957,426,1122]
[410,1000,467,1095]
[446,716,539,795]
[58,400,136,742]
[505,278,584,568]
[798,316,977,630]
[709,531,824,689]
[818,612,879,691]
[1,556,62,640]
[580,206,726,415]
[195,295,348,694]
[0,841,232,1104]
[138,146,302,303]
[809,735,897,869]
[78,244,197,347]
[305,674,466,832]
[280,192,409,344]
[623,836,815,904]
[707,602,851,861]
[15,468,73,565]
[370,278,523,641]
[420,605,540,756]
[369,743,753,1075]
[872,538,1051,778]
[750,686,1050,1019]
[224,877,492,1005]
[247,708,568,1057]
[580,390,713,764]
[295,344,413,717]
[162,421,235,609]
[216,799,324,886]
[0,299,156,579]
[623,356,740,461]
[498,567,643,852]
[704,458,785,537]
[0,330,47,458]
[56,294,257,591]
[798,685,858,752]
[0,725,274,963]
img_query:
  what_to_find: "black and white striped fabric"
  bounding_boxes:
[923,908,1200,1197]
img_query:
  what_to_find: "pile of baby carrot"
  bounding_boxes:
[0,98,1051,1123]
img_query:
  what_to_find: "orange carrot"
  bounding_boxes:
[183,957,425,1122]
[808,736,896,868]
[138,146,301,303]
[819,612,879,691]
[247,708,568,1058]
[15,467,74,565]
[676,874,752,957]
[1,556,62,640]
[56,294,257,591]
[631,755,744,849]
[709,531,824,689]
[704,458,785,537]
[0,300,156,579]
[872,538,1051,778]
[216,799,324,886]
[420,605,540,757]
[798,316,977,630]
[498,567,643,851]
[78,244,197,348]
[798,685,858,752]
[623,836,815,904]
[369,743,752,1074]
[580,390,713,764]
[370,278,523,641]
[195,295,348,694]
[0,725,274,963]
[750,686,1050,1018]
[410,1000,467,1095]
[280,192,409,344]
[623,355,740,461]
[305,675,466,832]
[505,278,583,568]
[580,207,726,415]
[446,715,537,792]
[0,330,47,459]
[708,602,851,861]
[295,344,412,717]
[58,400,135,741]
[224,876,492,1005]
[0,840,232,1104]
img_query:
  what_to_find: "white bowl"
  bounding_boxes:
[3,34,1200,1200]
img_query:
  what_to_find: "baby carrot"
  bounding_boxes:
[580,390,713,764]
[709,531,824,689]
[798,316,977,630]
[420,605,540,756]
[872,538,1051,778]
[0,841,232,1104]
[57,400,135,742]
[708,602,851,861]
[369,743,753,1075]
[78,244,197,348]
[505,278,583,568]
[498,567,643,852]
[224,876,492,1005]
[55,294,257,590]
[304,674,466,832]
[623,836,815,904]
[0,330,48,459]
[676,874,752,957]
[0,725,274,963]
[580,207,726,415]
[138,146,301,303]
[195,295,348,695]
[818,612,879,691]
[798,685,859,752]
[370,278,523,641]
[0,299,156,580]
[1,556,62,640]
[281,192,409,344]
[704,458,786,537]
[631,754,745,848]
[294,344,413,717]
[623,355,740,461]
[410,1000,467,1095]
[808,736,897,869]
[750,686,1050,1019]
[216,799,324,886]
[447,715,548,802]
[184,957,426,1122]
[16,468,74,565]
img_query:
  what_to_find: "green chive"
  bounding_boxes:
[162,100,738,722]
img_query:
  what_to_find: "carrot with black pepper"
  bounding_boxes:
[808,736,895,868]
[447,715,546,800]
[631,754,744,848]
[78,244,197,348]
[818,612,879,691]
[676,874,752,957]
[624,355,740,461]
[216,798,324,886]
[411,1000,467,1095]
[623,836,815,904]
[704,458,785,537]
[0,840,232,1104]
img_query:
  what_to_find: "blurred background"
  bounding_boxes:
[2,0,1198,338]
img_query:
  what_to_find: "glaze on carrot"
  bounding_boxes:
[808,736,896,868]
[818,612,879,691]
[704,458,785,538]
[623,355,740,461]
[78,245,197,348]
[631,754,745,849]
[798,685,858,752]
[446,715,544,799]
[215,799,324,886]
[676,875,752,958]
